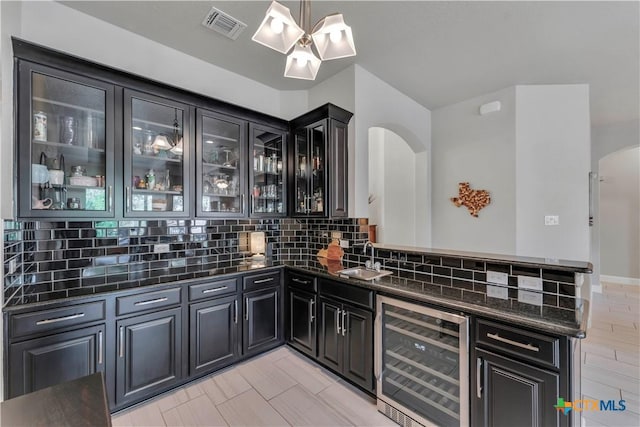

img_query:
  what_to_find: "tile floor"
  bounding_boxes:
[581,282,640,427]
[112,346,396,427]
[113,281,640,427]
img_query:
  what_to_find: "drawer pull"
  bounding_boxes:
[36,313,85,325]
[245,298,249,321]
[203,286,228,294]
[234,300,238,324]
[476,357,482,398]
[134,297,168,306]
[254,277,275,284]
[486,332,540,352]
[292,278,309,285]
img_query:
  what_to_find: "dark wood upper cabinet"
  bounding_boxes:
[16,60,116,218]
[196,109,247,217]
[249,123,287,217]
[123,89,192,217]
[290,104,353,218]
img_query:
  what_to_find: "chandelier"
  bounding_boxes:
[252,0,356,80]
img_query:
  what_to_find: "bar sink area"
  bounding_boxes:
[336,267,393,282]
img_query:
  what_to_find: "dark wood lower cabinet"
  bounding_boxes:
[116,307,182,406]
[243,286,281,355]
[317,297,374,392]
[8,324,105,398]
[288,288,317,357]
[476,348,562,427]
[189,295,239,376]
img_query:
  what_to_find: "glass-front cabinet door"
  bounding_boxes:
[292,120,327,217]
[124,89,190,217]
[196,109,246,217]
[249,124,286,217]
[17,61,115,218]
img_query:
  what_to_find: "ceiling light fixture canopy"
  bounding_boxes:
[252,0,356,80]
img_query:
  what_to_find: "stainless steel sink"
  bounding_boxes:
[337,267,392,281]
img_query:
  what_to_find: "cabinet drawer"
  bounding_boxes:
[243,271,281,292]
[117,288,181,316]
[287,271,317,292]
[476,319,560,369]
[11,301,105,339]
[189,278,238,302]
[319,279,374,311]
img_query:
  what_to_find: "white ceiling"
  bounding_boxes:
[59,0,639,126]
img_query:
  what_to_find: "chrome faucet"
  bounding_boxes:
[363,241,380,271]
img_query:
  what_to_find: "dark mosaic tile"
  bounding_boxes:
[433,275,452,286]
[512,265,541,277]
[463,260,485,271]
[452,268,473,280]
[542,269,575,283]
[442,257,462,268]
[559,284,576,297]
[543,281,558,294]
[452,278,474,290]
[433,266,451,277]
[486,263,510,274]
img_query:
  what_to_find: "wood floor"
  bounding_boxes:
[112,347,396,427]
[113,282,640,427]
[581,282,640,427]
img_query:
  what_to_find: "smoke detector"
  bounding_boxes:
[202,7,247,40]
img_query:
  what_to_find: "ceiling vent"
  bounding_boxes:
[202,7,247,40]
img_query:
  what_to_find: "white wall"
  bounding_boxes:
[353,65,432,219]
[432,87,517,253]
[368,129,384,238]
[515,85,591,261]
[599,146,640,279]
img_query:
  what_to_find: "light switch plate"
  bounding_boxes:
[154,243,170,253]
[518,290,543,306]
[518,276,543,291]
[487,271,509,285]
[544,215,559,226]
[487,285,508,300]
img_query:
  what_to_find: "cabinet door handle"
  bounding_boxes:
[234,299,238,324]
[107,185,113,212]
[98,330,103,365]
[241,194,245,214]
[342,310,347,336]
[203,286,228,294]
[476,357,482,398]
[125,186,130,212]
[119,326,124,358]
[336,309,341,335]
[291,278,309,285]
[486,332,540,352]
[309,299,315,323]
[36,313,85,325]
[254,277,274,284]
[134,297,168,306]
[245,298,249,321]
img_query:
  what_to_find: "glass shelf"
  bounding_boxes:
[202,162,237,170]
[33,96,105,115]
[132,188,182,195]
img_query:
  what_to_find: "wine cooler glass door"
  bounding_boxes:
[376,296,469,427]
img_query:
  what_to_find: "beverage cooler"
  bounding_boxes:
[375,296,469,426]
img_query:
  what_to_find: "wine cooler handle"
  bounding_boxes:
[108,185,113,212]
[476,357,483,398]
[336,309,341,335]
[241,194,245,214]
[374,311,382,381]
[125,186,130,212]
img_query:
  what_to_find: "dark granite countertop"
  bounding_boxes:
[3,256,587,338]
[0,372,111,426]
[283,258,588,338]
[372,243,593,273]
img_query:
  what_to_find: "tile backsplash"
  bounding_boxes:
[3,217,368,306]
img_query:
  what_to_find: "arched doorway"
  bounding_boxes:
[367,127,429,247]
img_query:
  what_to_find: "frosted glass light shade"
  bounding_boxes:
[169,138,183,155]
[284,44,321,80]
[152,135,172,151]
[252,1,304,54]
[250,231,266,258]
[311,14,356,60]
